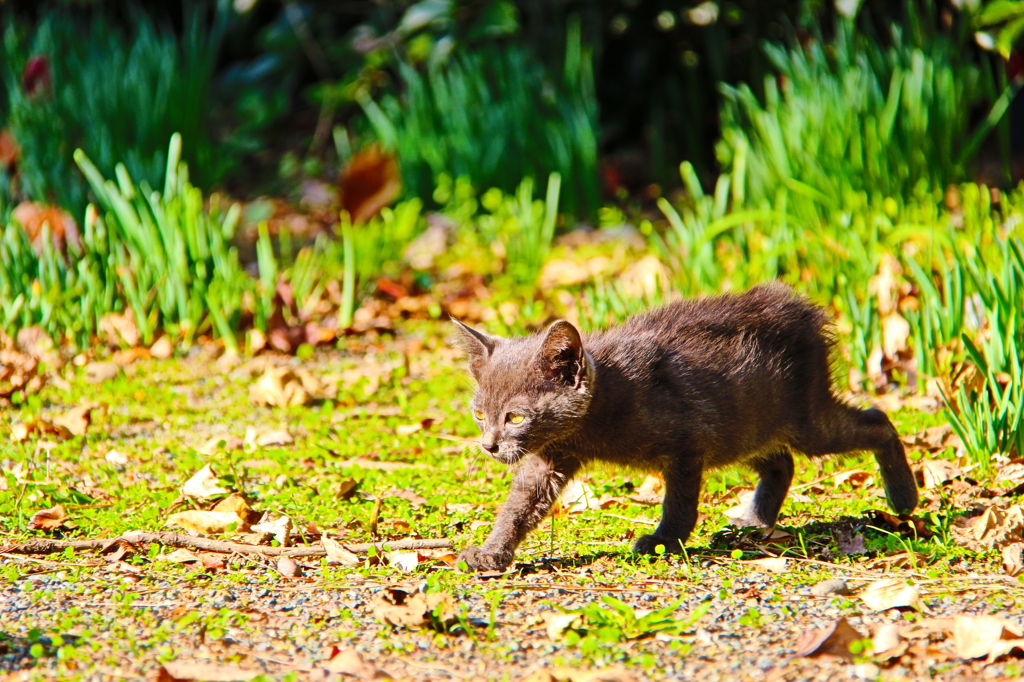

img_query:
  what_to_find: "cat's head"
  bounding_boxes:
[454,318,595,464]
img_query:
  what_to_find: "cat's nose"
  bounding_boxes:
[481,441,499,454]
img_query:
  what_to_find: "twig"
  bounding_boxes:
[2,531,452,557]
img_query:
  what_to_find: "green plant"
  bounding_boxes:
[555,596,709,651]
[360,18,597,217]
[717,12,1007,225]
[74,135,250,350]
[1,6,227,215]
[943,238,1024,468]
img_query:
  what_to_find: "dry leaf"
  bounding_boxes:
[157,661,263,681]
[52,403,96,436]
[382,488,428,508]
[83,361,119,384]
[371,587,455,630]
[16,326,60,367]
[386,550,420,572]
[872,623,905,658]
[104,449,129,465]
[98,311,140,348]
[837,532,867,555]
[523,668,639,682]
[12,201,80,254]
[322,536,360,566]
[27,504,68,530]
[10,419,72,443]
[953,615,1024,660]
[201,554,226,570]
[916,459,962,489]
[723,490,760,527]
[249,366,314,407]
[181,464,231,499]
[951,505,1024,551]
[745,557,788,572]
[251,514,291,546]
[1002,542,1024,576]
[112,347,150,366]
[212,493,254,522]
[166,510,246,535]
[161,548,201,564]
[628,475,664,505]
[810,579,851,597]
[0,129,19,170]
[255,429,294,447]
[792,617,865,660]
[545,612,583,641]
[902,424,961,452]
[859,579,927,612]
[0,348,41,403]
[320,646,392,680]
[338,145,401,224]
[561,479,601,513]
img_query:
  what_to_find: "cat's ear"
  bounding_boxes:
[538,320,588,390]
[453,318,500,375]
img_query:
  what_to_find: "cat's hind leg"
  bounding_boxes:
[633,456,702,555]
[749,449,795,528]
[796,405,918,514]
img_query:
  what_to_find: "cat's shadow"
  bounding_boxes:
[517,511,926,571]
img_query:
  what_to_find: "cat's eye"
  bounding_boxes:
[473,410,485,421]
[506,413,525,424]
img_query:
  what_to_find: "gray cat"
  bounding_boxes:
[454,283,918,571]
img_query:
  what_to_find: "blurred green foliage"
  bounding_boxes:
[0,7,227,216]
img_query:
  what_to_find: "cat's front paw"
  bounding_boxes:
[632,534,686,556]
[458,545,513,571]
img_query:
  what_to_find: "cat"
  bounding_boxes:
[453,282,918,571]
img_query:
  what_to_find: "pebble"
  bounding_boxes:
[810,578,851,596]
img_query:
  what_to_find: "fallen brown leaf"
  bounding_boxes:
[249,366,319,407]
[157,661,263,681]
[951,505,1024,551]
[83,361,119,384]
[322,536,360,566]
[382,488,428,508]
[371,586,455,630]
[792,617,865,660]
[181,464,231,499]
[12,201,80,254]
[320,646,392,680]
[166,510,246,535]
[27,504,68,531]
[52,403,97,436]
[953,615,1024,661]
[1003,542,1024,576]
[338,145,401,224]
[112,347,151,366]
[251,514,291,546]
[858,579,927,612]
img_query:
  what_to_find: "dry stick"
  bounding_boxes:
[2,531,452,557]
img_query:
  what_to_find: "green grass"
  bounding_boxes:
[360,18,598,218]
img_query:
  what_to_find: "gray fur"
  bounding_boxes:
[455,283,918,571]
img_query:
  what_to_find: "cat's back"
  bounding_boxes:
[589,282,830,366]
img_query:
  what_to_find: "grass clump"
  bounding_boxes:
[361,19,598,218]
[0,8,228,215]
[717,14,1006,222]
